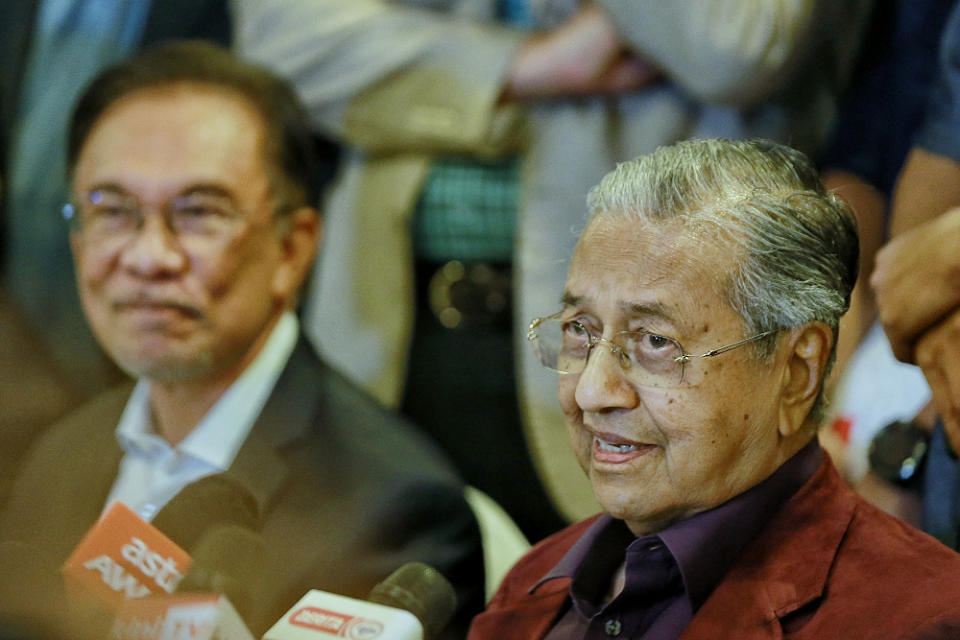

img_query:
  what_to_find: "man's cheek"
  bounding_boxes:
[558,379,583,421]
[640,387,683,416]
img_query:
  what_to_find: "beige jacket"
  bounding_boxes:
[235,0,872,520]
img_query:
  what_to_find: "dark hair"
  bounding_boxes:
[67,40,320,210]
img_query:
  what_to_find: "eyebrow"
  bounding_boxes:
[83,182,130,197]
[561,291,687,335]
[83,182,238,205]
[561,292,678,320]
[621,301,680,324]
[178,184,236,201]
[560,291,580,307]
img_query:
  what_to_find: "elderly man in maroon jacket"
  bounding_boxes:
[469,138,960,640]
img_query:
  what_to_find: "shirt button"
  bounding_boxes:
[604,619,622,636]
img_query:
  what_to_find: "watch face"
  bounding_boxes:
[869,420,930,486]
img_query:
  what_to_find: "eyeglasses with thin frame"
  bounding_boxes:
[62,187,247,248]
[527,312,779,388]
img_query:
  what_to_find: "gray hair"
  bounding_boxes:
[586,138,859,423]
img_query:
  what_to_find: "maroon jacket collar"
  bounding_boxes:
[469,456,855,640]
[679,457,853,639]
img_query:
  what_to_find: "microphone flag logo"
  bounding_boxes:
[290,606,385,639]
[62,502,193,611]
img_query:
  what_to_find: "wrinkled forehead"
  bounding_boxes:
[573,214,733,278]
[565,215,737,326]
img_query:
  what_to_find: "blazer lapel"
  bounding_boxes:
[153,338,321,546]
[469,580,571,640]
[62,428,124,550]
[227,337,327,511]
[680,459,856,640]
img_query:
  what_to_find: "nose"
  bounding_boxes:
[574,340,639,412]
[117,212,187,277]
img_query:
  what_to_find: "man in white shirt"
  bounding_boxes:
[0,41,483,638]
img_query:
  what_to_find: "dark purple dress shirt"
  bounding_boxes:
[538,441,823,639]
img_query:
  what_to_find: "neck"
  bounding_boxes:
[146,313,283,446]
[147,375,233,446]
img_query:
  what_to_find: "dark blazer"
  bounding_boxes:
[469,455,960,640]
[0,338,484,637]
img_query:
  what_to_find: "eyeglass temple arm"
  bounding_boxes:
[528,314,561,336]
[681,329,780,362]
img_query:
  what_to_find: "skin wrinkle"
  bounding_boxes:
[72,86,280,384]
[70,84,320,444]
[559,215,805,536]
[565,140,852,515]
[561,220,726,343]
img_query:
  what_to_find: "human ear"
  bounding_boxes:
[778,322,833,437]
[271,206,321,305]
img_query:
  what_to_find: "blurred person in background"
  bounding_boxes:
[812,0,953,486]
[868,1,960,548]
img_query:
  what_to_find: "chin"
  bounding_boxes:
[111,348,216,383]
[591,480,640,518]
[599,499,678,535]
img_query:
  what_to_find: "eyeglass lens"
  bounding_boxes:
[71,188,243,241]
[530,317,692,388]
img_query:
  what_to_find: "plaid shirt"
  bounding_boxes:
[412,155,520,262]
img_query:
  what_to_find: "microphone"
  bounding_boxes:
[368,563,457,640]
[176,525,268,625]
[110,526,266,640]
[61,502,192,612]
[52,492,262,640]
[263,562,457,640]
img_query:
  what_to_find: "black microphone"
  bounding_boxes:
[368,563,457,640]
[176,524,268,625]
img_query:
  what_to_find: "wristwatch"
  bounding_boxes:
[868,420,930,488]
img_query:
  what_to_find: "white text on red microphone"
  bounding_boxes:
[83,536,185,597]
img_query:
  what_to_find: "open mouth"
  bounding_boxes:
[589,430,656,464]
[595,438,638,453]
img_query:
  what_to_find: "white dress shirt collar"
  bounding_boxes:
[106,311,299,520]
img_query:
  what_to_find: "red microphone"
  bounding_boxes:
[61,502,193,612]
